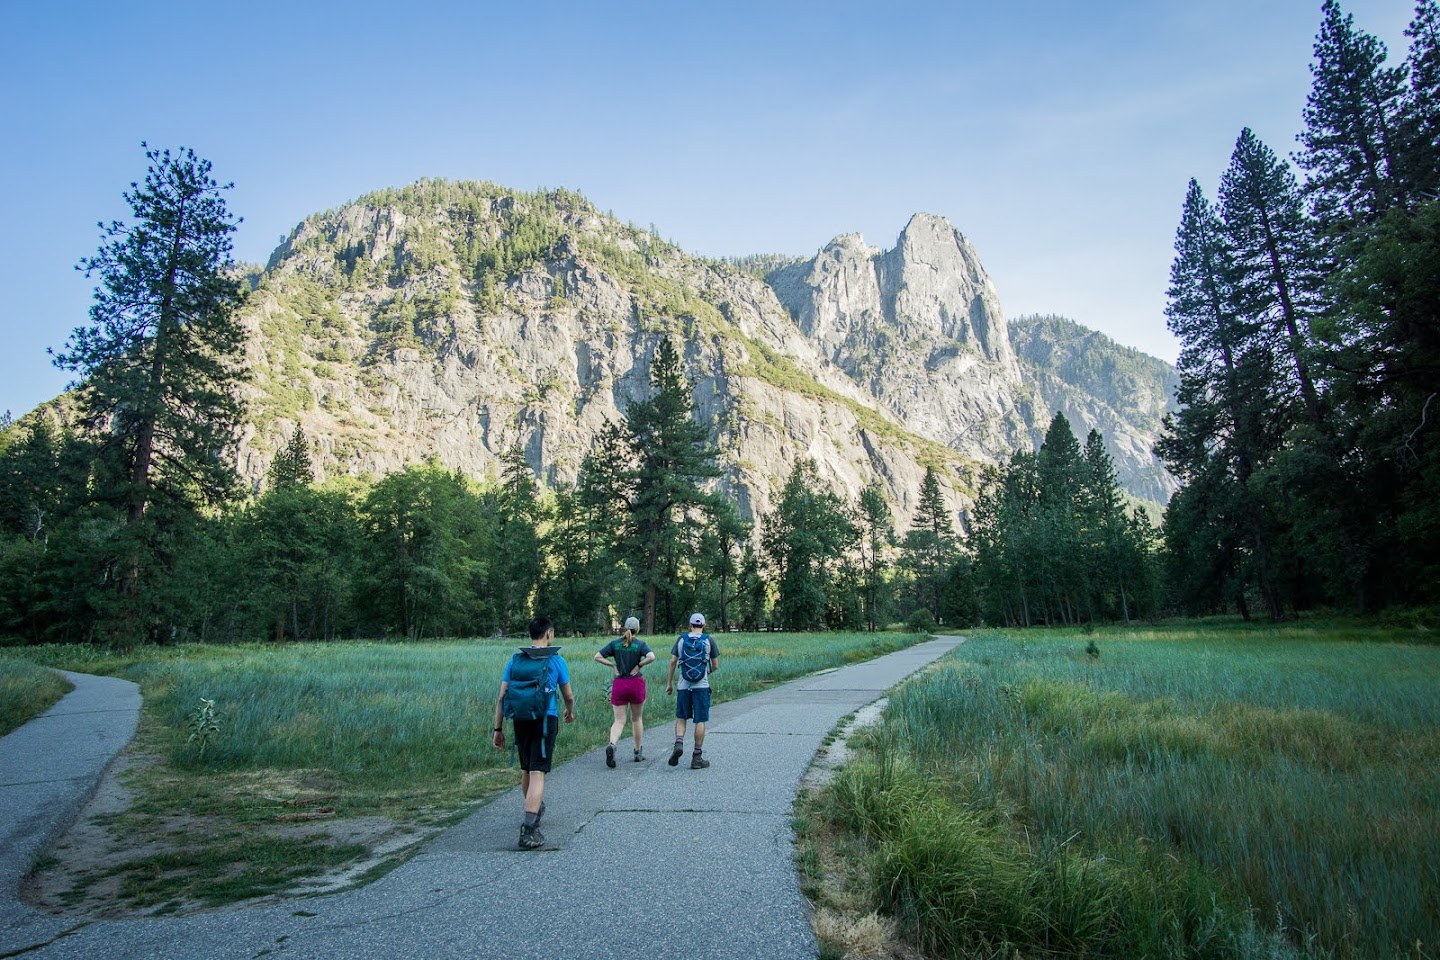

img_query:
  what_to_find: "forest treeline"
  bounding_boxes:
[1158,0,1440,617]
[0,313,1152,643]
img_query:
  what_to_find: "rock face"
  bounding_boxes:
[231,180,1175,528]
[1008,315,1179,504]
[767,213,1030,461]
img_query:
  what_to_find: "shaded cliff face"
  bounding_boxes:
[237,181,978,528]
[1009,314,1180,504]
[766,214,1032,461]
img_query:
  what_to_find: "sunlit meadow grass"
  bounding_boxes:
[1,631,920,910]
[803,621,1440,959]
[0,659,72,736]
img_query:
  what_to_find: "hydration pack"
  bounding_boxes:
[677,633,711,683]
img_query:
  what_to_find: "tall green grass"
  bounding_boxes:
[0,660,71,735]
[5,631,919,794]
[809,624,1440,959]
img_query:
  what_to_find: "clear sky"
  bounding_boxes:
[0,0,1418,418]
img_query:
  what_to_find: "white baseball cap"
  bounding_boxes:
[623,616,640,631]
[689,612,706,626]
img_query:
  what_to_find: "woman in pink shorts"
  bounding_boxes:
[594,617,656,767]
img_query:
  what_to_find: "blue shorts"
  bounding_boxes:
[675,688,711,723]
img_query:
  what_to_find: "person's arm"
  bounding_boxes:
[665,654,677,694]
[635,651,656,675]
[492,682,508,750]
[709,637,720,673]
[594,651,617,672]
[560,682,576,723]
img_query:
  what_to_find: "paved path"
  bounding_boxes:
[1,637,962,959]
[0,671,141,955]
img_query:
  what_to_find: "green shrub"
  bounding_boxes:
[906,608,937,634]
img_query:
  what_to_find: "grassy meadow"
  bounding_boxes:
[0,659,72,736]
[797,620,1440,960]
[1,630,919,911]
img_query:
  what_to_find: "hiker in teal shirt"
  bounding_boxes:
[493,617,574,849]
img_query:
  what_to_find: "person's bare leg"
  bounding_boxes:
[524,771,545,814]
[694,721,705,750]
[609,704,627,745]
[630,703,644,754]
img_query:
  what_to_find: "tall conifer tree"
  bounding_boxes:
[55,145,247,524]
[621,337,720,633]
[902,466,955,620]
[1220,129,1324,427]
[1298,0,1406,231]
[1158,180,1285,618]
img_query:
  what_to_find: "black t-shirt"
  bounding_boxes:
[598,638,653,677]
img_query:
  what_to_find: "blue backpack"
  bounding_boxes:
[502,648,559,754]
[678,633,711,683]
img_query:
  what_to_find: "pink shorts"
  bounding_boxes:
[611,675,647,706]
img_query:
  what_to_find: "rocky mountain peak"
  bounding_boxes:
[205,180,1176,528]
[764,214,1027,459]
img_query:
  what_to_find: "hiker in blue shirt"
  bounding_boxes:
[492,617,575,849]
[665,612,720,769]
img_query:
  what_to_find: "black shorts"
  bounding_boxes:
[513,717,559,772]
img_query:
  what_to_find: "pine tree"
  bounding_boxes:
[1080,430,1148,622]
[1400,0,1440,195]
[1298,0,1407,232]
[1220,129,1324,427]
[856,482,894,631]
[54,145,247,522]
[763,459,856,629]
[620,338,720,633]
[488,444,546,632]
[699,498,748,632]
[267,426,314,491]
[902,466,955,620]
[1035,413,1088,624]
[1157,180,1286,618]
[51,146,247,629]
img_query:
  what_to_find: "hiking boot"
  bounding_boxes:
[690,753,710,769]
[536,802,545,825]
[668,742,684,766]
[605,743,616,768]
[518,825,545,849]
[633,748,644,762]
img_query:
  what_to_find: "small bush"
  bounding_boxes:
[906,608,937,634]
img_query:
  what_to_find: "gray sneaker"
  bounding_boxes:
[518,825,545,849]
[690,753,710,769]
[633,748,645,762]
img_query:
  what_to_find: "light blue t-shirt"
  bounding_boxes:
[503,651,571,717]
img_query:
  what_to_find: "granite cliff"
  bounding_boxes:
[233,179,1174,524]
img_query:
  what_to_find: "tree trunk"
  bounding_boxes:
[1259,211,1323,426]
[643,582,657,636]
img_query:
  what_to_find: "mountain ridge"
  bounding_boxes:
[18,178,1178,525]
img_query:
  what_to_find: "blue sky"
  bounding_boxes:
[0,0,1417,417]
